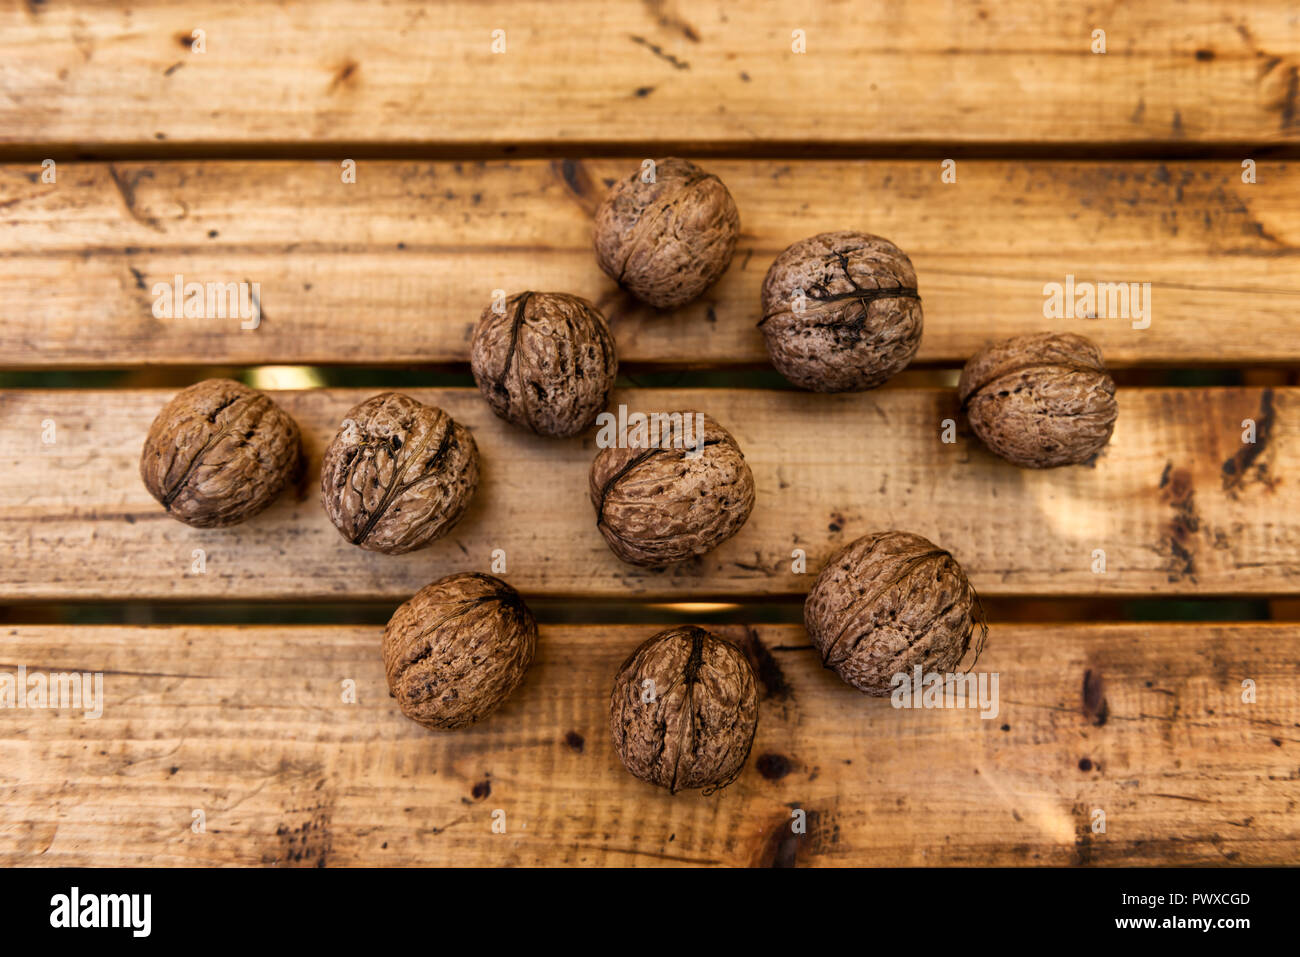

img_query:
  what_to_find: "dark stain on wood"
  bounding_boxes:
[564,730,585,752]
[1194,49,1215,61]
[328,60,360,94]
[634,86,654,98]
[1160,465,1199,581]
[552,158,601,217]
[1082,669,1109,726]
[1073,813,1095,865]
[163,61,184,77]
[629,35,691,70]
[269,802,333,867]
[730,626,792,701]
[1223,388,1276,494]
[106,165,164,232]
[758,808,818,867]
[471,779,491,800]
[756,753,792,780]
[642,0,701,42]
[1201,183,1285,247]
[1078,757,1093,771]
[1283,66,1300,131]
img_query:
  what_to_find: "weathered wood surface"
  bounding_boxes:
[1,159,1296,369]
[1,623,1294,867]
[0,386,1293,600]
[3,1,1299,149]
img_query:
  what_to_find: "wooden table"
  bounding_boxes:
[1,0,1297,867]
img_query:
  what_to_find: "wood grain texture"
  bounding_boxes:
[1,159,1297,368]
[3,1,1299,148]
[0,623,1295,867]
[0,386,1295,601]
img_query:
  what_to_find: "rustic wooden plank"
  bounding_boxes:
[3,1,1299,148]
[0,622,1294,866]
[0,386,1294,600]
[1,159,1297,368]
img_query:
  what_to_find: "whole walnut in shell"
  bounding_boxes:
[804,531,986,695]
[589,411,755,566]
[383,572,537,731]
[470,291,617,437]
[594,157,740,309]
[140,378,302,528]
[609,626,758,793]
[320,393,479,554]
[958,332,1117,468]
[759,230,923,392]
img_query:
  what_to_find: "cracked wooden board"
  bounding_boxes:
[0,386,1294,601]
[1,159,1297,369]
[0,622,1295,867]
[3,1,1299,148]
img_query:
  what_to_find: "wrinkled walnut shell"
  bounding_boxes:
[594,157,740,309]
[804,531,986,696]
[609,626,759,793]
[958,332,1118,468]
[383,572,537,731]
[759,230,923,392]
[320,393,479,554]
[589,411,755,566]
[140,378,302,528]
[470,291,618,437]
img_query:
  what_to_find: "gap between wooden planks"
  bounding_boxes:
[0,622,1295,867]
[0,386,1293,601]
[2,1,1299,147]
[0,159,1296,368]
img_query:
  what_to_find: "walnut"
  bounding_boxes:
[320,393,479,554]
[593,157,740,309]
[470,291,618,438]
[759,230,923,392]
[609,626,759,793]
[589,411,755,566]
[382,573,537,731]
[139,378,302,528]
[958,332,1118,468]
[804,531,986,695]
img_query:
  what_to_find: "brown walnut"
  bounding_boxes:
[470,291,618,438]
[320,393,479,554]
[958,332,1117,468]
[140,378,302,528]
[804,531,987,695]
[759,230,923,392]
[382,572,537,731]
[589,411,755,567]
[609,626,759,793]
[593,157,740,309]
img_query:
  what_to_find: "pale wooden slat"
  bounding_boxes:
[0,622,1295,866]
[2,1,1298,147]
[0,386,1295,600]
[1,159,1297,368]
